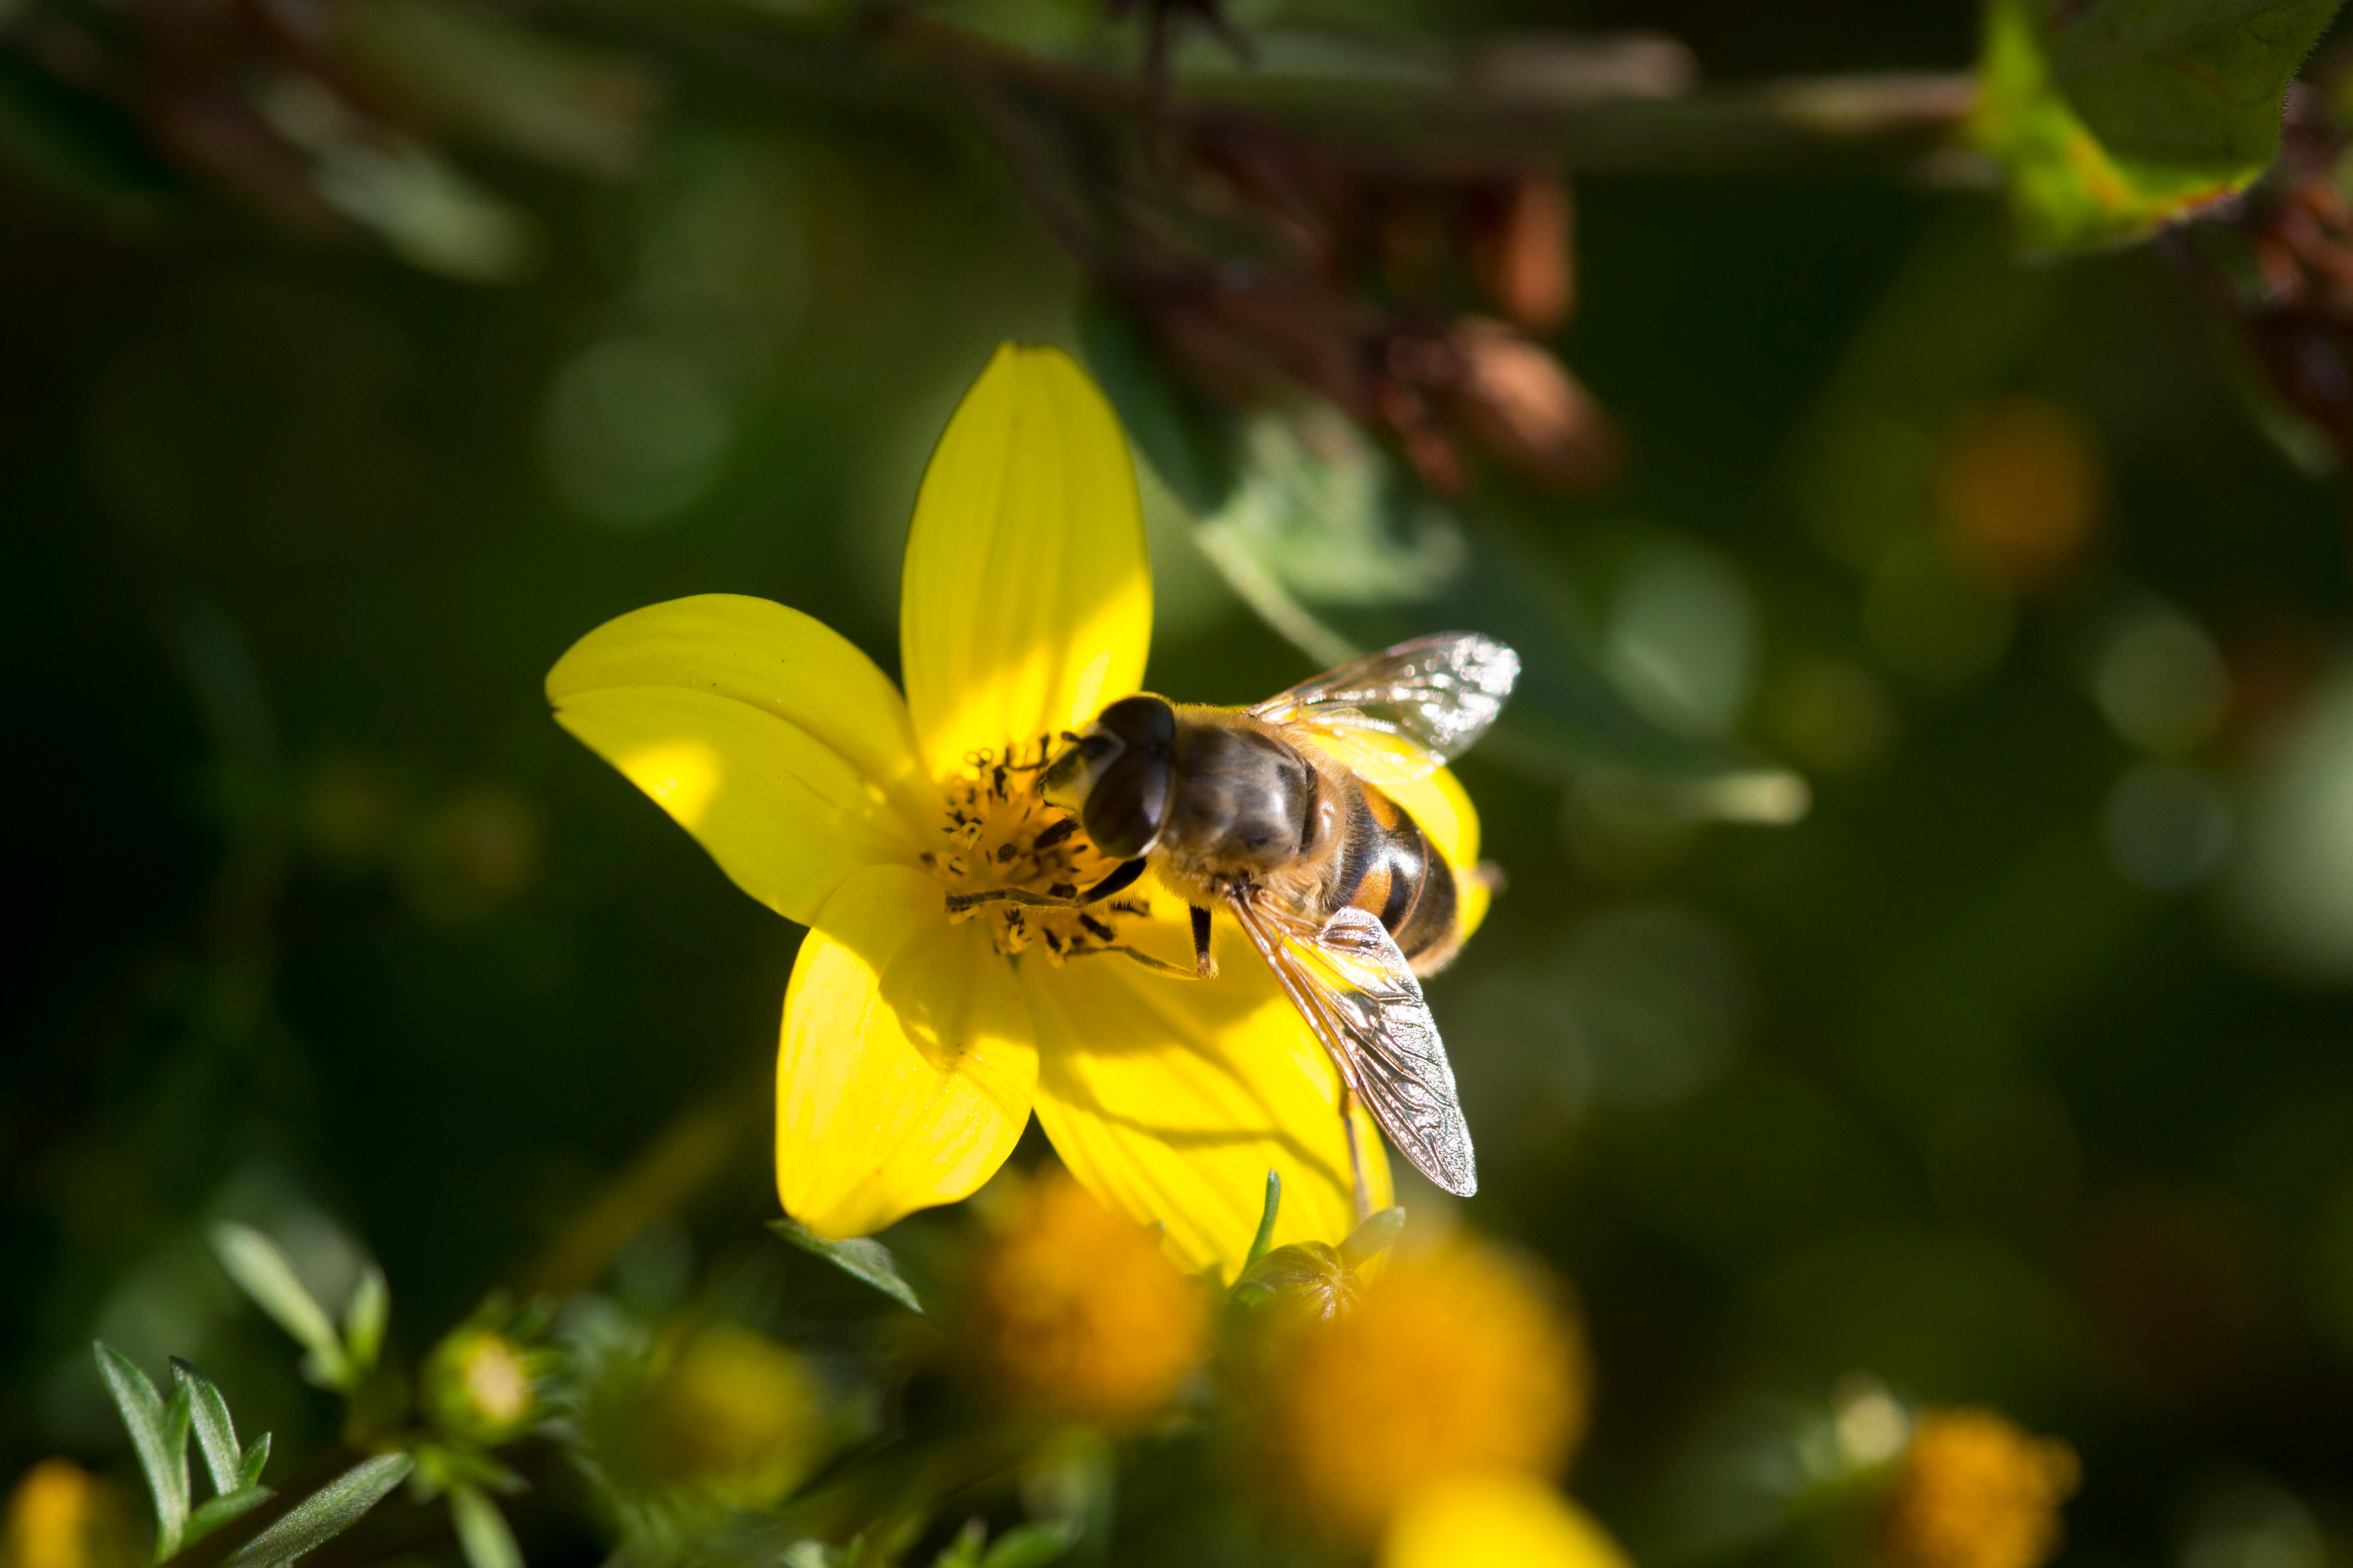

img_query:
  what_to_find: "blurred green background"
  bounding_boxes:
[9,0,2353,1563]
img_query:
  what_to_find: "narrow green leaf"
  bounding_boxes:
[448,1485,522,1568]
[94,1343,190,1559]
[185,1487,276,1547]
[1239,1170,1283,1280]
[768,1218,925,1313]
[343,1266,389,1376]
[210,1225,352,1389]
[238,1434,274,1490]
[229,1453,413,1568]
[1340,1207,1407,1267]
[171,1360,243,1496]
[981,1521,1082,1568]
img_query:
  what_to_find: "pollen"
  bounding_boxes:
[1254,1244,1590,1547]
[926,739,1137,961]
[965,1172,1209,1430]
[1877,1407,2079,1568]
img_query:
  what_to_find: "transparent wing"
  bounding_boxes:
[1249,632,1519,787]
[1227,894,1478,1197]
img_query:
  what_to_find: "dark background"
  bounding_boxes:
[9,2,2353,1563]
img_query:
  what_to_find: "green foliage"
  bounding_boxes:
[1974,0,2344,252]
[448,1483,525,1568]
[226,1454,415,1568]
[209,1225,382,1392]
[95,1350,282,1558]
[1239,1170,1283,1279]
[94,1345,192,1560]
[768,1217,928,1313]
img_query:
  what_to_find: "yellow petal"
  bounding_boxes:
[557,685,918,927]
[1381,764,1491,943]
[900,344,1151,776]
[1381,1477,1632,1568]
[778,864,1038,1237]
[548,593,931,829]
[1024,944,1391,1279]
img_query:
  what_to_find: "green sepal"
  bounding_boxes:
[768,1217,926,1313]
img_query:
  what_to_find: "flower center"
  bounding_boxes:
[925,738,1144,961]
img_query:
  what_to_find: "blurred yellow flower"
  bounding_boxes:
[1878,1407,2079,1568]
[1256,1242,1589,1547]
[639,1325,829,1511]
[2,1462,135,1568]
[548,343,1489,1273]
[1381,1474,1630,1568]
[968,1171,1208,1430]
[1937,396,2102,596]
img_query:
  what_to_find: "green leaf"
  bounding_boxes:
[238,1434,274,1490]
[94,1343,191,1560]
[229,1453,414,1568]
[171,1360,244,1497]
[448,1485,522,1568]
[1341,1207,1407,1267]
[185,1487,276,1547]
[1974,0,2344,252]
[1239,1170,1283,1280]
[768,1218,925,1313]
[981,1522,1082,1568]
[931,1519,986,1568]
[343,1265,389,1377]
[210,1225,354,1389]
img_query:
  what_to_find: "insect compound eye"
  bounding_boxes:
[1095,694,1176,755]
[1082,751,1171,860]
[1042,729,1124,808]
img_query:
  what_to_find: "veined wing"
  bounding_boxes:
[1226,893,1478,1197]
[1249,632,1518,787]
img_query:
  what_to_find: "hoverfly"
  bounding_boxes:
[960,633,1518,1210]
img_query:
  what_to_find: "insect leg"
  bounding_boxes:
[943,886,1072,913]
[942,858,1148,916]
[1188,905,1217,978]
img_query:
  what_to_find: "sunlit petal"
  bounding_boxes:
[549,593,930,828]
[1380,1477,1631,1568]
[556,686,919,926]
[901,344,1151,776]
[1024,936,1390,1279]
[779,864,1038,1237]
[1381,764,1489,942]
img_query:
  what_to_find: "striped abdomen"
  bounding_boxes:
[1329,777,1459,966]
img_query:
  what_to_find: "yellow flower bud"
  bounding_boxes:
[1878,1407,2080,1568]
[638,1325,829,1511]
[1255,1243,1589,1547]
[425,1329,536,1445]
[966,1173,1209,1432]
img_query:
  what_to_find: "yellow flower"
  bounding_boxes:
[1878,1407,2079,1568]
[966,1170,1208,1429]
[638,1325,830,1511]
[547,343,1489,1273]
[2,1462,135,1568]
[1255,1242,1589,1547]
[1381,1474,1631,1568]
